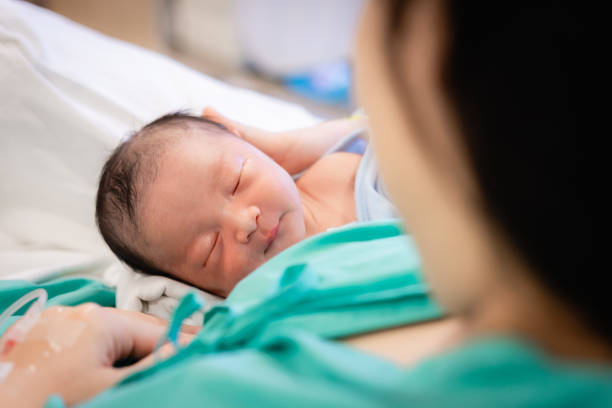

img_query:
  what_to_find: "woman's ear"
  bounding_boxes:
[201,107,243,138]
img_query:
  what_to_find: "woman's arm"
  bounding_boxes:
[202,107,368,175]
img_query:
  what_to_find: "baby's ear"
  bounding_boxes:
[202,107,243,139]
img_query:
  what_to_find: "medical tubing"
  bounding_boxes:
[0,289,48,352]
[0,288,48,332]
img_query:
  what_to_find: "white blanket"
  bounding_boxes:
[0,0,318,319]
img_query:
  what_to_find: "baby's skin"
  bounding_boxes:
[139,108,367,296]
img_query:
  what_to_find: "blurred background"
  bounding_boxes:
[27,0,367,119]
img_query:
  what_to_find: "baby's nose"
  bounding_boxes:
[235,205,260,244]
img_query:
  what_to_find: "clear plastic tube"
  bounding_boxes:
[0,289,48,356]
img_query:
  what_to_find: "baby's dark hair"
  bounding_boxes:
[95,112,229,277]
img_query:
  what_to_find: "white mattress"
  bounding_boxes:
[0,0,318,281]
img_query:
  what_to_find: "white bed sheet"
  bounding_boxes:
[0,0,318,281]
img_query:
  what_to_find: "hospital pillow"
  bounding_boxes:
[0,0,318,277]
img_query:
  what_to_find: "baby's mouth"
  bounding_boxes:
[263,221,280,254]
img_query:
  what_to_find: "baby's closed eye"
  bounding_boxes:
[232,159,248,195]
[203,232,219,268]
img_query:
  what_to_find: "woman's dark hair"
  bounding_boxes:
[96,112,228,278]
[386,2,603,338]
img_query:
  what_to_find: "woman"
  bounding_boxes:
[0,1,608,406]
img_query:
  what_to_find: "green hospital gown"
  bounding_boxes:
[80,332,612,408]
[1,221,610,406]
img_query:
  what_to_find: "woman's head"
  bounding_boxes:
[356,1,604,338]
[96,113,306,296]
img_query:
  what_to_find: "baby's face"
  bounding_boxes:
[138,129,306,296]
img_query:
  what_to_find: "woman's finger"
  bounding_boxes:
[104,307,167,327]
[108,331,195,386]
[180,324,201,335]
[105,308,197,360]
[201,107,244,138]
[112,343,175,378]
[106,307,201,335]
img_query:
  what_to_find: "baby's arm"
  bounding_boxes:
[202,107,368,175]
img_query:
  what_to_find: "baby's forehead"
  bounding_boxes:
[138,120,260,187]
[149,120,230,143]
[142,123,226,158]
[153,126,246,171]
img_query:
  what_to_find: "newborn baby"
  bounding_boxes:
[96,110,375,297]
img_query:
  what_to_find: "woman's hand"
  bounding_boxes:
[202,107,294,169]
[202,107,368,175]
[0,304,193,407]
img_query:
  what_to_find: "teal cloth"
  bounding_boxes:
[1,220,442,340]
[110,220,441,386]
[2,221,610,407]
[219,220,442,339]
[85,219,610,407]
[80,332,612,407]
